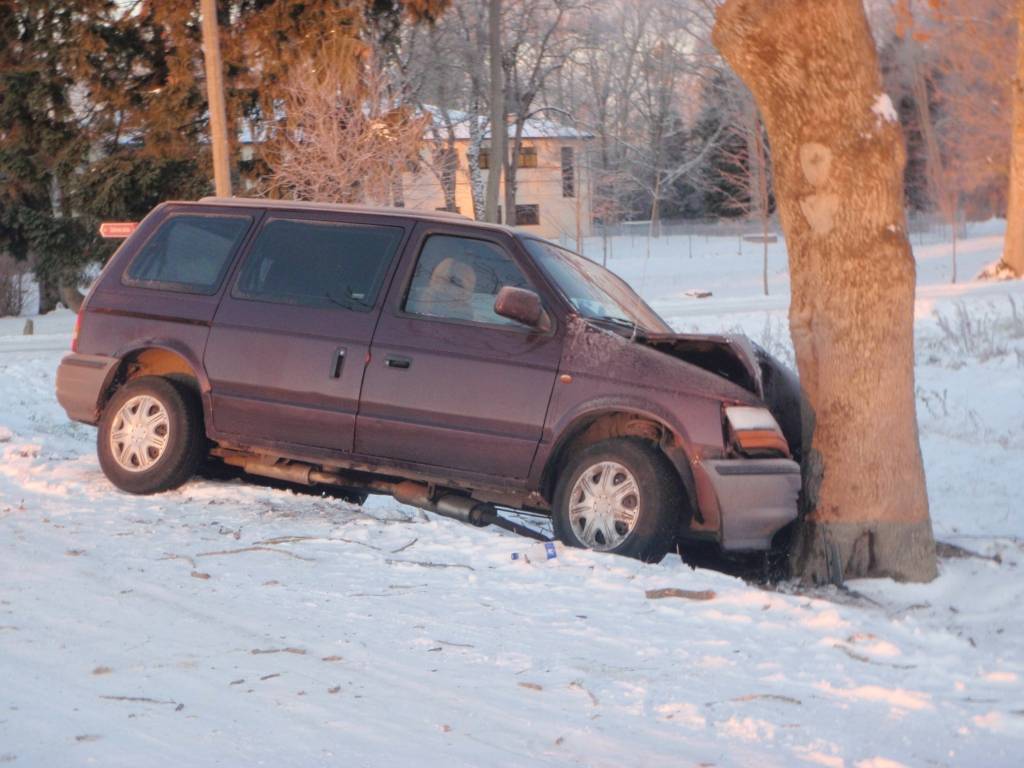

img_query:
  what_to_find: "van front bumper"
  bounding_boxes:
[56,353,120,425]
[701,458,801,551]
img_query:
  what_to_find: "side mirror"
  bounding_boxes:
[494,286,550,331]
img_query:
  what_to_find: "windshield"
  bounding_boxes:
[523,238,672,333]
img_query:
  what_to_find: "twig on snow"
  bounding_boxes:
[159,553,197,569]
[253,535,382,552]
[645,588,716,601]
[569,680,599,706]
[385,558,474,571]
[195,546,314,562]
[833,644,916,669]
[101,695,183,711]
[728,693,802,705]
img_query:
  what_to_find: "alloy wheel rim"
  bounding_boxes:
[109,395,171,473]
[568,460,641,551]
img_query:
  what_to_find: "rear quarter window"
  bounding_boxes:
[233,219,404,311]
[123,214,252,294]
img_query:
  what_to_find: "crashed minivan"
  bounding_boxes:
[56,198,802,562]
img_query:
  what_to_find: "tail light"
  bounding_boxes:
[71,309,83,353]
[724,405,790,458]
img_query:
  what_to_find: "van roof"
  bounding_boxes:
[190,197,514,233]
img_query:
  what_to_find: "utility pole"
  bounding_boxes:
[484,0,504,223]
[201,0,232,197]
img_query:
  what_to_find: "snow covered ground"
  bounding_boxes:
[2,225,1023,766]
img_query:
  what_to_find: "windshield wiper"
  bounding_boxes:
[586,314,643,340]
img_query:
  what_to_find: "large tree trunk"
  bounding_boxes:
[713,0,937,583]
[1004,0,1024,276]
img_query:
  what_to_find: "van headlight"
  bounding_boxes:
[723,406,790,458]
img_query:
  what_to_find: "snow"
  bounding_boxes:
[872,93,899,124]
[2,225,1023,765]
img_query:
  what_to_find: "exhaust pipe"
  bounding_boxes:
[391,482,491,526]
[218,453,349,487]
[218,453,549,541]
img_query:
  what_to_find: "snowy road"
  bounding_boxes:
[2,231,1023,766]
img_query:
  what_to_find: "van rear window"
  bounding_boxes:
[233,219,404,311]
[124,214,252,294]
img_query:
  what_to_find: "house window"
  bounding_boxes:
[517,146,538,168]
[561,146,575,198]
[515,204,540,226]
[477,146,537,169]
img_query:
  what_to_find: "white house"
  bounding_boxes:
[401,109,593,244]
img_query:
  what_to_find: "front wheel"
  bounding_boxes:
[97,376,205,495]
[552,438,681,563]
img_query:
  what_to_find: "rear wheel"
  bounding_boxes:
[97,376,205,495]
[552,438,681,562]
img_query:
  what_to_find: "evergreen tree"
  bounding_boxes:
[0,2,96,310]
[691,85,749,219]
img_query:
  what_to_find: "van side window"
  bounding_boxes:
[404,235,533,326]
[125,214,252,294]
[234,219,404,311]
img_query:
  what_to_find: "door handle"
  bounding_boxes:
[384,355,411,370]
[329,347,346,378]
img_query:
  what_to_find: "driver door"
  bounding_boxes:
[355,225,562,479]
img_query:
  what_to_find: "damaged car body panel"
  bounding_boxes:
[534,315,801,552]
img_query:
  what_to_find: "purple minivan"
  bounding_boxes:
[56,198,802,562]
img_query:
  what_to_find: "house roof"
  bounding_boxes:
[234,105,592,145]
[420,105,592,141]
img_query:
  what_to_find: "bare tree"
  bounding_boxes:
[884,0,1015,279]
[485,0,505,223]
[714,0,938,583]
[500,0,581,225]
[262,43,427,205]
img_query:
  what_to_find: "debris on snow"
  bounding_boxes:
[645,587,716,601]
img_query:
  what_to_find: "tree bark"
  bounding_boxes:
[484,0,505,224]
[1004,0,1024,276]
[504,118,523,227]
[713,0,937,583]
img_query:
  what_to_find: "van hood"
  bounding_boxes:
[566,318,805,459]
[563,319,761,404]
[637,331,764,398]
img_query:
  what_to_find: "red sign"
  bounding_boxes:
[99,222,139,239]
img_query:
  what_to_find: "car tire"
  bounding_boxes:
[97,376,205,495]
[552,438,681,563]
